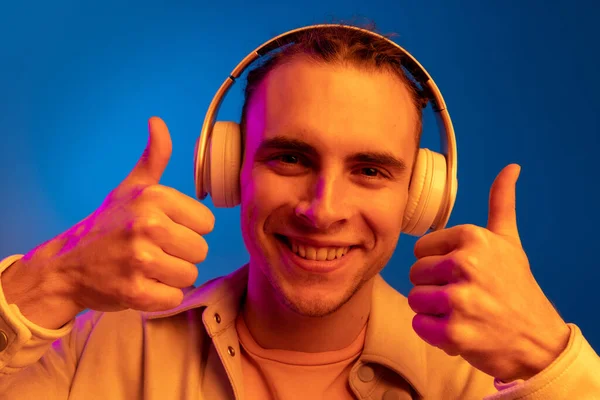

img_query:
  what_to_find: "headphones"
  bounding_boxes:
[194,24,458,237]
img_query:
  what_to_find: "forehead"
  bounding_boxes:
[245,56,418,156]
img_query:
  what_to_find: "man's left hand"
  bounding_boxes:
[407,164,570,382]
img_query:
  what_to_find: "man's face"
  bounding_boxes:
[240,56,418,317]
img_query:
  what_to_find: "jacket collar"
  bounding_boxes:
[364,274,427,397]
[144,264,426,397]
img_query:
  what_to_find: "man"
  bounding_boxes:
[0,24,598,399]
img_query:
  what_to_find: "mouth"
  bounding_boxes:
[274,234,357,273]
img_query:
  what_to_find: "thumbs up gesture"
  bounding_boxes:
[407,164,570,382]
[34,117,215,315]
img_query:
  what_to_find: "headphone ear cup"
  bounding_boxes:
[204,121,242,208]
[402,148,448,236]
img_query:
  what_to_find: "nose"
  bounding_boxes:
[294,173,350,230]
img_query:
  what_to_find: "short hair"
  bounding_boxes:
[239,24,428,149]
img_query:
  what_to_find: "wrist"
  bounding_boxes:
[3,238,85,329]
[504,323,571,381]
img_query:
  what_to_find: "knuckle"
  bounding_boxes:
[129,185,165,213]
[128,245,155,271]
[446,285,468,311]
[130,214,164,237]
[119,278,147,309]
[440,324,462,356]
[448,259,465,282]
[138,184,164,200]
[442,314,478,356]
[457,224,489,246]
[458,224,481,241]
[142,215,166,238]
[454,250,479,275]
[444,318,462,347]
[452,324,475,355]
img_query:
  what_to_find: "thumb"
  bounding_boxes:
[487,163,521,239]
[122,116,172,186]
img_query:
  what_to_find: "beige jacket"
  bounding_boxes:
[0,254,598,400]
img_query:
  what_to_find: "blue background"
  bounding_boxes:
[1,1,599,351]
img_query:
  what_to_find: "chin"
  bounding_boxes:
[278,288,360,318]
[264,244,370,318]
[246,228,385,318]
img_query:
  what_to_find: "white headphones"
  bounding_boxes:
[194,24,458,237]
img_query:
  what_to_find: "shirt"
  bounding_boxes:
[237,312,366,399]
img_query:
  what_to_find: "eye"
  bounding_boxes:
[266,153,309,174]
[361,167,379,177]
[358,167,387,179]
[276,154,300,165]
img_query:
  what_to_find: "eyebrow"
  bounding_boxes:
[256,136,408,172]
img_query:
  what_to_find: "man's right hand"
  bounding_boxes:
[3,117,215,328]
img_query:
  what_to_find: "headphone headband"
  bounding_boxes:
[194,24,458,231]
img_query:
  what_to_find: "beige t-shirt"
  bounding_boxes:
[235,314,367,400]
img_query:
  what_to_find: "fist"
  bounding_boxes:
[53,117,215,313]
[407,164,570,381]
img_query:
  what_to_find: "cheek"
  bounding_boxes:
[239,163,258,251]
[366,191,408,236]
[239,164,301,241]
[363,193,406,275]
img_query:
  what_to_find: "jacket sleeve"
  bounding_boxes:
[0,254,95,399]
[483,323,600,400]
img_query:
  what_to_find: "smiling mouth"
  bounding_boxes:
[275,235,354,261]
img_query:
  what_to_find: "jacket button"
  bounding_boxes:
[227,346,236,357]
[357,364,375,382]
[0,330,7,352]
[214,313,221,323]
[382,390,401,400]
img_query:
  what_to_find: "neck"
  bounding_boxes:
[242,264,373,353]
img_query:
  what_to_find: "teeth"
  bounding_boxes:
[286,238,351,261]
[327,248,336,260]
[316,248,328,260]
